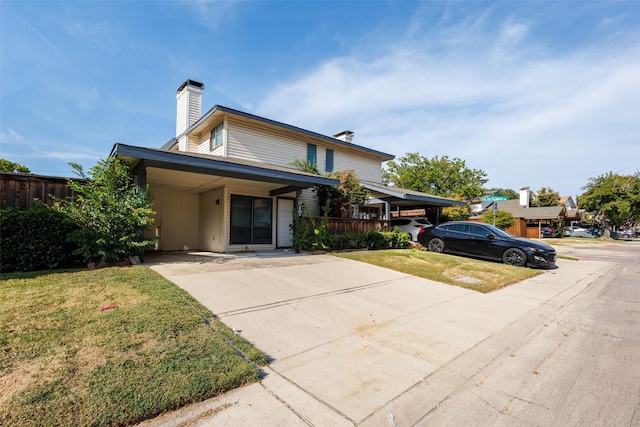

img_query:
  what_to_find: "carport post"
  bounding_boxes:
[384,201,390,220]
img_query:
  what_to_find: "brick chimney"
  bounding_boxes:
[176,79,204,136]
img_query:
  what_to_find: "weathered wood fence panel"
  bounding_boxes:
[0,173,79,209]
[325,218,390,234]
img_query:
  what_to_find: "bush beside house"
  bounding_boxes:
[292,213,410,252]
[0,205,80,272]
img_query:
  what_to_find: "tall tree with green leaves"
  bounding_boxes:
[0,159,30,173]
[486,188,518,200]
[579,172,640,229]
[531,187,561,207]
[55,158,157,264]
[382,153,488,200]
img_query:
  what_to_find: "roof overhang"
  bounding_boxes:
[163,105,395,161]
[110,144,339,193]
[361,180,467,208]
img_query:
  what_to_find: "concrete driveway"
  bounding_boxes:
[142,251,612,426]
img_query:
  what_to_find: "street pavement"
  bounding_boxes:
[138,246,619,426]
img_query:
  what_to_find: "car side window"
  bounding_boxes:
[447,224,467,233]
[468,225,488,236]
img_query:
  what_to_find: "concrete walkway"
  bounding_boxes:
[139,250,613,426]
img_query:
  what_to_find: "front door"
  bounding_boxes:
[277,198,294,248]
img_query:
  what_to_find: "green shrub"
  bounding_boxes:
[291,212,332,252]
[365,231,388,250]
[0,205,80,272]
[382,230,411,249]
[292,213,412,252]
[331,232,368,250]
[55,158,158,264]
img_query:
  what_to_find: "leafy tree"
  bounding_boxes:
[290,159,368,217]
[441,198,471,221]
[55,158,157,264]
[382,152,488,200]
[0,159,30,173]
[531,187,560,207]
[485,188,518,199]
[579,172,640,229]
[481,210,515,230]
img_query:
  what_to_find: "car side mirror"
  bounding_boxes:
[487,234,495,240]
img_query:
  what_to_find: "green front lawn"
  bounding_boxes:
[0,267,267,427]
[334,249,543,293]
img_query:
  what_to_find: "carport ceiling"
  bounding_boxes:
[146,167,285,193]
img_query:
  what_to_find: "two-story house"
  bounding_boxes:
[111,80,463,253]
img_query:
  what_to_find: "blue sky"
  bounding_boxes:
[1,1,639,199]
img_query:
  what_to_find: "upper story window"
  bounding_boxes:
[326,148,334,172]
[210,122,223,150]
[307,143,317,166]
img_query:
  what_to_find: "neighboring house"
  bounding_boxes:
[112,79,464,253]
[560,195,581,225]
[473,188,567,238]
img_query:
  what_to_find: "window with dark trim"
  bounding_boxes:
[210,122,223,150]
[326,148,334,172]
[307,143,317,165]
[230,195,272,244]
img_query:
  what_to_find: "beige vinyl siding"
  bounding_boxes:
[195,120,226,156]
[226,117,306,166]
[187,135,200,153]
[223,184,276,252]
[176,88,202,136]
[176,102,187,136]
[300,188,319,217]
[199,189,224,252]
[225,117,383,181]
[334,150,383,182]
[150,188,199,251]
[177,135,188,152]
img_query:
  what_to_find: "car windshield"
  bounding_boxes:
[481,223,514,238]
[415,219,431,225]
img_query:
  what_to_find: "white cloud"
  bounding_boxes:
[254,10,640,197]
[182,0,241,30]
[0,127,24,144]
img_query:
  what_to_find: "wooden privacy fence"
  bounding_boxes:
[325,218,390,234]
[0,172,80,209]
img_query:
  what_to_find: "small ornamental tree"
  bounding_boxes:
[441,197,471,222]
[481,210,515,230]
[56,158,157,264]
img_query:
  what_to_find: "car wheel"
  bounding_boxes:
[427,238,445,253]
[502,248,526,267]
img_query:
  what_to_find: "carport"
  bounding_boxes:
[111,143,339,252]
[361,180,467,223]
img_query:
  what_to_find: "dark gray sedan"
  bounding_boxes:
[417,221,557,268]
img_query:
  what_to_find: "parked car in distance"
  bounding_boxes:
[618,228,636,238]
[390,217,433,241]
[564,225,587,236]
[540,225,554,238]
[417,221,556,268]
[570,229,601,238]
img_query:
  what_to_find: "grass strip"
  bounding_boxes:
[0,266,267,427]
[333,249,542,293]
